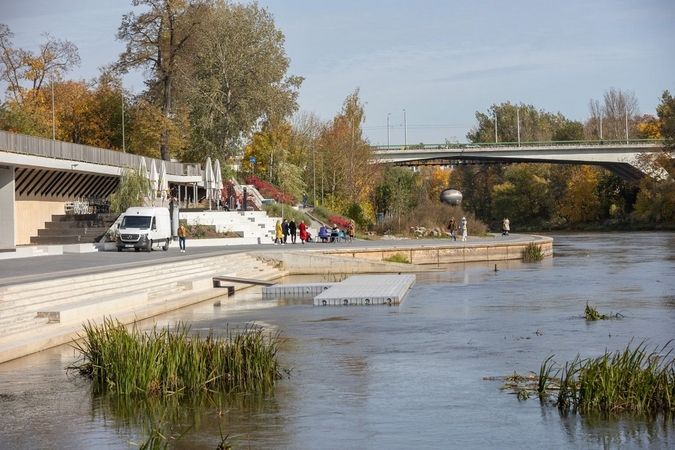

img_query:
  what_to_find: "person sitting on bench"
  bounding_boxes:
[330,224,340,242]
[318,225,329,243]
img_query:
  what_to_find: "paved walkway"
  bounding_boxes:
[0,234,537,288]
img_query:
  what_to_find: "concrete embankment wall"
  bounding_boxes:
[258,235,553,274]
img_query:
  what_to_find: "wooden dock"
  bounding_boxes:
[313,274,416,306]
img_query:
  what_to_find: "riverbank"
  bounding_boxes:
[0,233,552,363]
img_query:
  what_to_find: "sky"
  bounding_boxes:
[1,0,674,145]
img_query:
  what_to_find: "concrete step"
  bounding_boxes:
[37,227,108,237]
[0,313,50,336]
[0,254,278,327]
[0,254,271,309]
[30,235,103,245]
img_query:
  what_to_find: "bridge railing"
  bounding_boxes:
[373,139,664,151]
[0,130,202,177]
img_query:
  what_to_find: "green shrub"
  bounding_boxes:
[384,252,411,264]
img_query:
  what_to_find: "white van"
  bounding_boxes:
[116,207,172,252]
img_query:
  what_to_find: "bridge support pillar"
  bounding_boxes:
[0,165,16,248]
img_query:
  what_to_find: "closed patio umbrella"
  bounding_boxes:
[213,159,222,208]
[149,159,158,206]
[159,160,169,205]
[203,157,213,210]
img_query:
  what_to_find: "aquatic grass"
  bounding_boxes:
[383,252,411,264]
[550,341,675,415]
[537,354,557,400]
[584,302,623,321]
[68,318,284,398]
[522,242,543,262]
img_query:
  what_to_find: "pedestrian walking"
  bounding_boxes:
[282,219,289,244]
[302,193,308,209]
[447,217,456,241]
[289,219,297,244]
[502,218,510,236]
[177,223,187,252]
[347,219,356,243]
[460,217,468,242]
[298,220,308,244]
[275,220,283,245]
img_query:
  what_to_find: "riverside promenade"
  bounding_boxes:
[0,233,552,363]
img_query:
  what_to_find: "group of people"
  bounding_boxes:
[447,216,468,242]
[447,216,511,241]
[275,218,330,245]
[316,220,356,243]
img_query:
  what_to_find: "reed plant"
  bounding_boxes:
[550,341,675,415]
[69,318,284,397]
[521,242,543,262]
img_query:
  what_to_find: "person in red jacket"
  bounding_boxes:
[298,220,308,244]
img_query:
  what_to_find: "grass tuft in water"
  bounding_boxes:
[584,302,624,321]
[68,318,285,397]
[552,341,675,415]
[522,242,543,262]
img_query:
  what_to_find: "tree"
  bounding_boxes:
[632,90,675,225]
[107,167,150,213]
[558,165,601,223]
[467,102,578,143]
[656,90,675,151]
[117,0,209,161]
[0,23,80,106]
[315,89,374,212]
[187,1,303,162]
[491,164,552,225]
[585,88,640,140]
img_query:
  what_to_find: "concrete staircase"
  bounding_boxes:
[0,252,286,363]
[30,213,118,245]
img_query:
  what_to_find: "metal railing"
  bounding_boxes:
[0,130,202,177]
[373,138,664,151]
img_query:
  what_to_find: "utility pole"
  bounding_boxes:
[387,113,391,148]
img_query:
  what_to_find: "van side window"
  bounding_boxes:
[151,217,156,230]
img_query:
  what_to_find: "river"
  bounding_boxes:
[0,232,673,449]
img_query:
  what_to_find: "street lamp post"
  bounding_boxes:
[516,108,521,147]
[387,113,391,148]
[122,94,126,152]
[51,79,55,141]
[403,109,407,149]
[494,110,498,143]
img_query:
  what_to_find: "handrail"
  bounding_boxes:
[0,130,202,177]
[373,139,665,151]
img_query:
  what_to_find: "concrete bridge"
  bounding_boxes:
[374,140,665,182]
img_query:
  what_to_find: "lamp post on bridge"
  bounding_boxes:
[404,109,407,149]
[387,113,391,148]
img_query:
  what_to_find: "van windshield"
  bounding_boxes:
[120,215,152,229]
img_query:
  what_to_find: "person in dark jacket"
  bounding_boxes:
[282,219,289,244]
[289,219,297,244]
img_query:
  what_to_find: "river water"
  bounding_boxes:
[0,232,674,449]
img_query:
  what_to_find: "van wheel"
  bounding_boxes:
[146,239,153,251]
[162,239,169,251]
[117,247,123,252]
